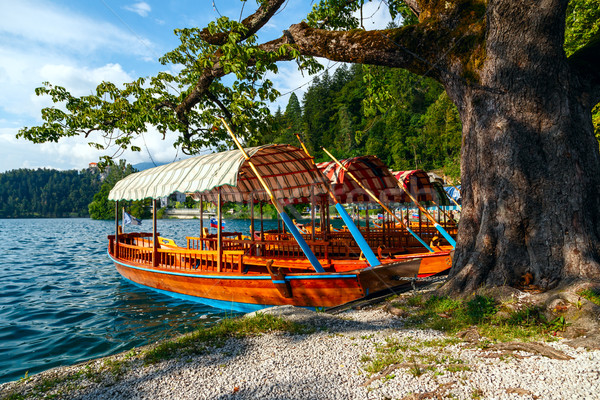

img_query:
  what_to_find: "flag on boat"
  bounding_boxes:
[210,217,224,229]
[123,211,142,226]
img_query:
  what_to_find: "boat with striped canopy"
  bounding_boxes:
[107,145,452,311]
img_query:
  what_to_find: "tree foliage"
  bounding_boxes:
[16,0,598,163]
[564,0,600,142]
[88,161,150,220]
[0,168,101,218]
[257,64,461,176]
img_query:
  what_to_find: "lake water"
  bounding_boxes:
[0,218,283,384]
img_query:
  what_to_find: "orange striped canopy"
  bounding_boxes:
[317,156,404,203]
[391,170,436,202]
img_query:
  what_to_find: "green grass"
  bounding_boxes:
[579,288,600,306]
[361,336,468,377]
[143,313,311,364]
[360,293,567,380]
[2,371,88,400]
[396,294,556,342]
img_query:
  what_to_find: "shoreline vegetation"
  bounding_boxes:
[2,284,599,400]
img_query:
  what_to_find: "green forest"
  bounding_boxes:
[255,64,462,179]
[0,168,101,218]
[87,160,150,220]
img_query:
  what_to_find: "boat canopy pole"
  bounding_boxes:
[394,179,456,248]
[114,200,119,256]
[430,199,458,227]
[220,118,325,273]
[295,134,380,267]
[322,147,435,253]
[217,187,223,272]
[152,199,158,268]
[199,194,204,239]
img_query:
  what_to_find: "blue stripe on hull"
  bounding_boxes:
[121,276,274,313]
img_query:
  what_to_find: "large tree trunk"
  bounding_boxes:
[445,0,600,291]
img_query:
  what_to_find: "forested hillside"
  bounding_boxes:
[88,161,150,220]
[0,168,101,218]
[256,64,462,178]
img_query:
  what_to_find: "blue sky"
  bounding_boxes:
[0,0,392,172]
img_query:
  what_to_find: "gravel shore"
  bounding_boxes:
[2,305,599,400]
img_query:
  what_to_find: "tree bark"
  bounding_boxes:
[444,0,600,290]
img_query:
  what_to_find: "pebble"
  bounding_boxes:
[1,305,599,400]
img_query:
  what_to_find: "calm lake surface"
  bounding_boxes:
[0,218,282,384]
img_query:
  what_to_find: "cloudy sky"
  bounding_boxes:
[0,0,393,172]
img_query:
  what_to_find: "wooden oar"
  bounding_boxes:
[295,134,381,268]
[394,175,457,248]
[322,147,434,253]
[220,118,325,273]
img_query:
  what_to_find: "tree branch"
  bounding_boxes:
[199,0,286,45]
[402,0,422,17]
[286,22,434,73]
[175,2,485,125]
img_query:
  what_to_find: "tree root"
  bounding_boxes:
[483,342,573,360]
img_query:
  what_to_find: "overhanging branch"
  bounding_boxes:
[200,0,286,45]
[176,2,485,125]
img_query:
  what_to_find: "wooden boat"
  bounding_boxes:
[107,145,453,311]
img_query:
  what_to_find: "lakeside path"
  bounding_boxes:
[2,305,599,400]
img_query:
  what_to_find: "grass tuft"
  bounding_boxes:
[579,288,600,306]
[400,294,556,341]
[143,313,310,364]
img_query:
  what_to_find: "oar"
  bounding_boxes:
[220,118,325,273]
[322,147,434,253]
[295,134,381,268]
[394,176,457,248]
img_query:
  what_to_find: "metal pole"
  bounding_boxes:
[114,200,119,256]
[152,199,158,268]
[217,187,222,272]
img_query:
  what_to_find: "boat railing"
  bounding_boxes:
[110,233,243,273]
[187,236,331,262]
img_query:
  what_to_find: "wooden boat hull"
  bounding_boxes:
[109,252,428,312]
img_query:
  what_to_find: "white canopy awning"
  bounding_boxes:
[108,144,328,203]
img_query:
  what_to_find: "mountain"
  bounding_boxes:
[132,162,167,171]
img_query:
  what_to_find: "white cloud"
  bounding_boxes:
[38,63,133,95]
[0,124,185,172]
[124,2,152,18]
[0,1,154,58]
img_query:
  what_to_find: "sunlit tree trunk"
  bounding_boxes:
[445,0,600,290]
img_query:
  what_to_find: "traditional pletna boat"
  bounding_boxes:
[107,144,453,312]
